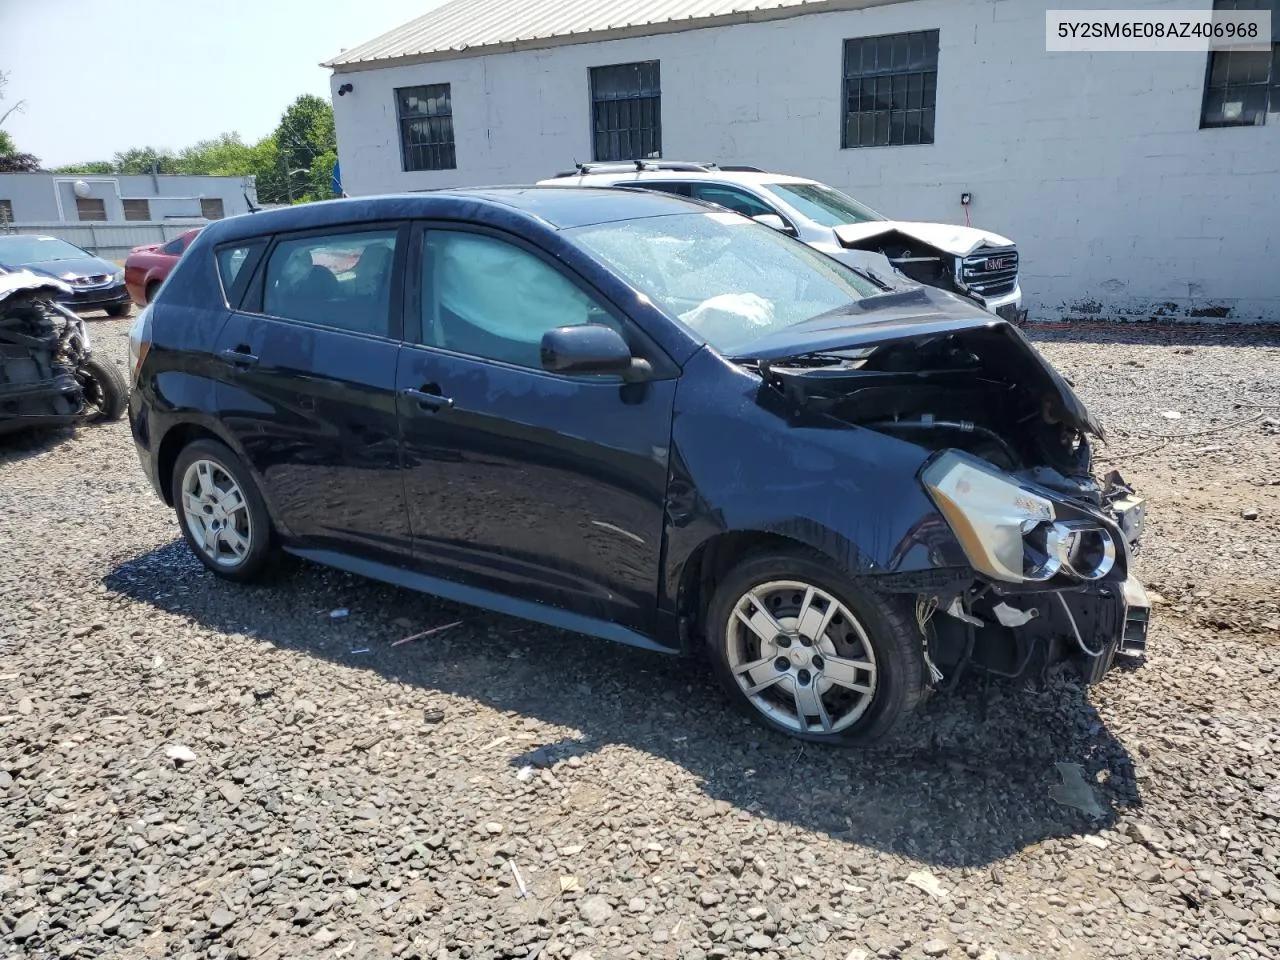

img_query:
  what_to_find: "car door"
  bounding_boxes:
[212,223,413,564]
[396,224,678,636]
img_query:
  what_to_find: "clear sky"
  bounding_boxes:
[0,0,452,167]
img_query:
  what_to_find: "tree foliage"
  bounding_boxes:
[0,152,41,173]
[0,71,40,169]
[44,95,340,204]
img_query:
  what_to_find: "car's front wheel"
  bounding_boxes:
[172,439,273,582]
[705,550,926,745]
[106,302,132,318]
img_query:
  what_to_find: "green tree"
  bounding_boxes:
[0,71,36,167]
[112,146,179,175]
[51,160,114,174]
[175,132,259,176]
[270,94,337,203]
[0,153,41,173]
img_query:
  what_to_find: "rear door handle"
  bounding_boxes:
[221,346,259,367]
[401,385,453,411]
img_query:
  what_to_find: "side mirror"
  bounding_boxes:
[752,213,796,235]
[541,323,649,380]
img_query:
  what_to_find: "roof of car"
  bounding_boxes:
[202,186,707,244]
[539,170,819,189]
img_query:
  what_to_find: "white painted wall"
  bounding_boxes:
[331,0,1280,322]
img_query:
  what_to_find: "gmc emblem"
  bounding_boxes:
[985,256,1014,271]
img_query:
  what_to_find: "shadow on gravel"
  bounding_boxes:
[0,425,80,464]
[105,541,1141,868]
[1024,321,1280,349]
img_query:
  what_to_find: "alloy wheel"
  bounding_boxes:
[180,459,254,568]
[725,579,878,735]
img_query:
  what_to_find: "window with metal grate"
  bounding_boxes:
[590,61,661,162]
[396,84,456,172]
[841,30,939,149]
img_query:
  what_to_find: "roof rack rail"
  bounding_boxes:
[551,159,722,177]
[717,164,766,172]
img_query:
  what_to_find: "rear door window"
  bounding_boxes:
[261,229,400,338]
[687,184,777,219]
[631,181,692,198]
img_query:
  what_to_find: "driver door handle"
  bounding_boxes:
[221,346,259,367]
[401,384,454,411]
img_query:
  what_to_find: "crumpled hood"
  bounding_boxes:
[834,220,1015,257]
[733,286,1104,439]
[0,268,74,302]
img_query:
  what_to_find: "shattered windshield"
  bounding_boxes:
[0,236,91,264]
[767,183,885,227]
[566,212,880,354]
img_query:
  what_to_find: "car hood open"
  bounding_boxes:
[833,220,1015,257]
[731,287,1103,439]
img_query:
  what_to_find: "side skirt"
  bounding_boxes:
[284,546,675,655]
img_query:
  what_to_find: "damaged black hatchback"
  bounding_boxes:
[129,187,1149,745]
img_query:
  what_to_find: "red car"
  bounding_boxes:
[124,228,201,306]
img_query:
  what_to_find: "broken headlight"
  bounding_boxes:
[922,451,1119,584]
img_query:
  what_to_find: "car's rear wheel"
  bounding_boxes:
[705,550,925,745]
[106,302,131,318]
[144,281,161,305]
[172,439,273,582]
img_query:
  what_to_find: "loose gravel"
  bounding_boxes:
[1,316,1278,960]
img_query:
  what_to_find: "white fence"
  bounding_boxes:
[0,220,208,263]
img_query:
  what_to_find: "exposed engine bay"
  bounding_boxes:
[843,230,957,291]
[751,319,1150,690]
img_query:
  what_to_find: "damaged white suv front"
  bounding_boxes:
[540,163,1026,323]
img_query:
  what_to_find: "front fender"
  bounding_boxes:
[660,348,968,609]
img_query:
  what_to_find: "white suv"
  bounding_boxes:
[540,162,1024,322]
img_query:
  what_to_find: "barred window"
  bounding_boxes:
[1201,0,1279,128]
[590,61,661,162]
[841,30,939,149]
[123,199,151,221]
[397,84,456,171]
[75,197,107,222]
[200,198,225,220]
[0,199,12,224]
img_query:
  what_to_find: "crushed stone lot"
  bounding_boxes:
[2,317,1279,960]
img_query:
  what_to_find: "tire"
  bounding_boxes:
[172,439,274,582]
[144,281,161,305]
[78,356,128,422]
[106,302,132,318]
[704,550,926,745]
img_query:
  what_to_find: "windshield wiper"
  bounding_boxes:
[846,264,894,291]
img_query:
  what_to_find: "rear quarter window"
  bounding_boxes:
[216,242,266,306]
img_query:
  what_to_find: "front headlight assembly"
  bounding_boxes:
[922,450,1116,584]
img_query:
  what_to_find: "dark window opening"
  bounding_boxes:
[397,83,456,171]
[590,61,661,162]
[200,198,225,220]
[0,199,12,224]
[1201,0,1279,128]
[841,30,939,148]
[123,199,151,221]
[75,197,107,222]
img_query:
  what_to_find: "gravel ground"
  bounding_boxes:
[2,316,1279,960]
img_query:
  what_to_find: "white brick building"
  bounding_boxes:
[327,0,1280,323]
